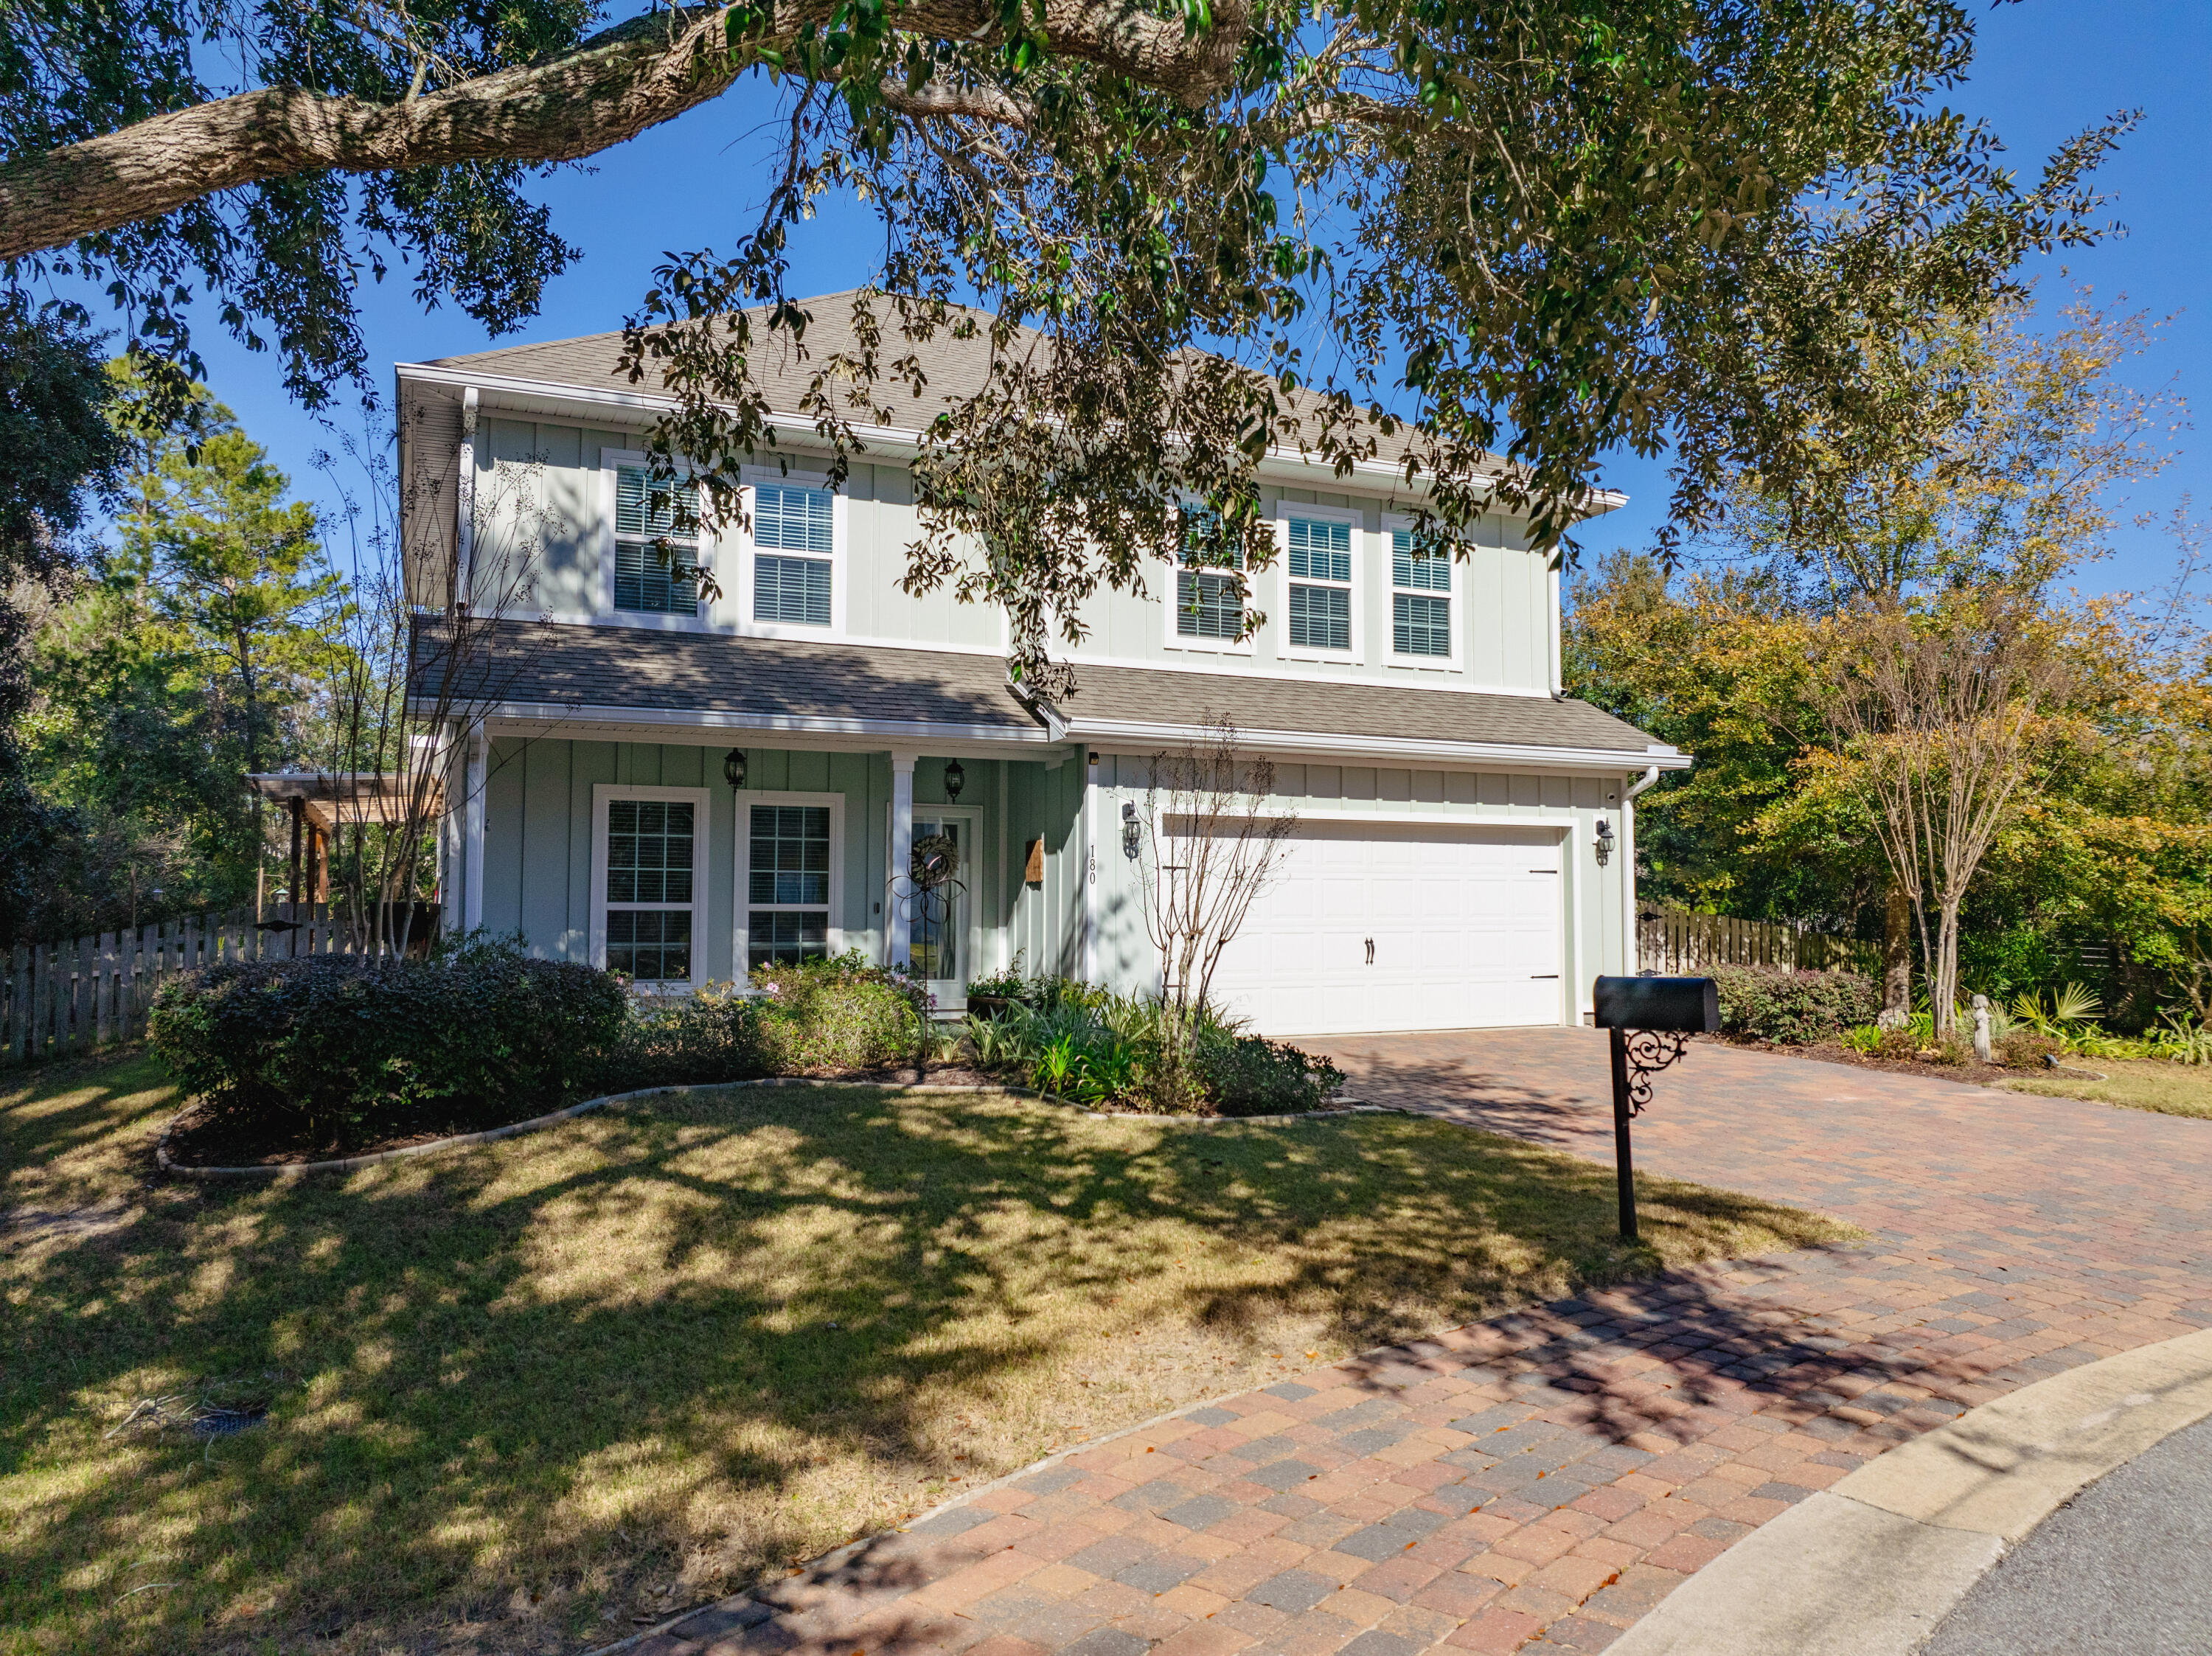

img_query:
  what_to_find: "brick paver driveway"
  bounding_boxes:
[647,1031,2212,1656]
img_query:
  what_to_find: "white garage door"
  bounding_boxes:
[1192,821,1565,1035]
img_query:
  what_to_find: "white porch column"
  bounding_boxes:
[462,727,487,932]
[888,750,917,970]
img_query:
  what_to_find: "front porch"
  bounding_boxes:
[461,734,1091,1008]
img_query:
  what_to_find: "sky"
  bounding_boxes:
[65,0,2212,602]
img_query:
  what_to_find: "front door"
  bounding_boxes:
[894,808,978,1010]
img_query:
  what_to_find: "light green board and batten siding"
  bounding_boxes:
[469,417,1557,692]
[476,737,1090,984]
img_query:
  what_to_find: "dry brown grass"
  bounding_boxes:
[1998,1056,2212,1119]
[0,1051,1854,1655]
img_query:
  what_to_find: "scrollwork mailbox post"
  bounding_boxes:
[1593,975,1720,1242]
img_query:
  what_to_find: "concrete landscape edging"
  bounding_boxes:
[154,1077,1382,1178]
[1604,1324,2212,1656]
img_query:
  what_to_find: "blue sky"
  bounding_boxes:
[83,0,2211,601]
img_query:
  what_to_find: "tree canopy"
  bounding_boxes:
[1,0,2129,686]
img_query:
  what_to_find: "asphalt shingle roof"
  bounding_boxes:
[411,618,1669,758]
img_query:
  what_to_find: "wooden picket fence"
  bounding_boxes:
[1,905,361,1066]
[1636,908,1880,978]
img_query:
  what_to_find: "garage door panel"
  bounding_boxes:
[1189,820,1566,1036]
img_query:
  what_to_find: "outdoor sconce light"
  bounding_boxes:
[944,758,966,801]
[723,748,748,792]
[1121,801,1141,860]
[1594,818,1615,866]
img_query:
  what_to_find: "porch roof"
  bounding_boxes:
[414,619,1683,770]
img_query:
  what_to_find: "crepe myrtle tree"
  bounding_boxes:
[2,0,2131,694]
[1130,717,1295,1099]
[299,402,566,954]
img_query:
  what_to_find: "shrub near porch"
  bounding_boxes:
[0,1054,1854,1656]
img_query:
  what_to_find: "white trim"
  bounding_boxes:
[473,702,1056,748]
[888,751,917,970]
[1274,500,1366,666]
[736,464,849,641]
[1072,719,1690,773]
[1160,504,1256,658]
[883,801,980,1009]
[453,699,1683,773]
[1381,511,1465,673]
[397,361,1637,512]
[599,447,713,630]
[456,387,479,605]
[590,783,714,988]
[462,729,487,930]
[734,790,847,974]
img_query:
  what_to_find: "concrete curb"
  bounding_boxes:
[1607,1324,2212,1656]
[156,1078,1380,1177]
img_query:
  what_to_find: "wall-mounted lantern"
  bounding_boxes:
[723,748,748,792]
[1594,818,1615,866]
[944,758,966,802]
[1121,800,1141,860]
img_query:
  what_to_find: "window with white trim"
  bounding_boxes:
[613,466,701,616]
[604,798,697,981]
[1285,515,1353,651]
[751,481,835,627]
[1391,526,1452,658]
[747,803,832,967]
[1174,506,1245,640]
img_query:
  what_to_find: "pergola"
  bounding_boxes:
[243,770,445,919]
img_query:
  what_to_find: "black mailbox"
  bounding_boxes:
[1594,975,1719,1034]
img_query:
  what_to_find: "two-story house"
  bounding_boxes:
[399,293,1686,1033]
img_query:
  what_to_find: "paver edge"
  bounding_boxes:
[1605,1325,2212,1656]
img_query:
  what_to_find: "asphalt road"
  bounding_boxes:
[1924,1412,2212,1656]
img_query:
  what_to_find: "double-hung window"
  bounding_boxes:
[747,804,832,967]
[1391,526,1452,659]
[1284,516,1354,652]
[751,481,835,627]
[613,466,701,616]
[604,797,698,983]
[1174,507,1246,641]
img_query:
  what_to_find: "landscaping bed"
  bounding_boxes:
[1,1049,1854,1656]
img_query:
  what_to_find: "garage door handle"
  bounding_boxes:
[1364,938,1374,964]
[1529,973,1559,979]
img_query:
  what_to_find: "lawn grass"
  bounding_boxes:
[1,1051,1856,1656]
[1998,1056,2212,1120]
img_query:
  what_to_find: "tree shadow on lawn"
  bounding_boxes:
[0,1059,1854,1656]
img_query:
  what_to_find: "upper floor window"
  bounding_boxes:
[1391,526,1452,659]
[752,481,834,627]
[613,467,700,615]
[1175,507,1246,641]
[1285,516,1353,651]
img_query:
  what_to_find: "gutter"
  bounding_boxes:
[1064,715,1689,774]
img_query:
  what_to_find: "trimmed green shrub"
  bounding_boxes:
[149,935,626,1147]
[751,951,929,1071]
[604,984,772,1090]
[1996,1029,2062,1070]
[1200,1034,1345,1116]
[1711,964,1880,1045]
